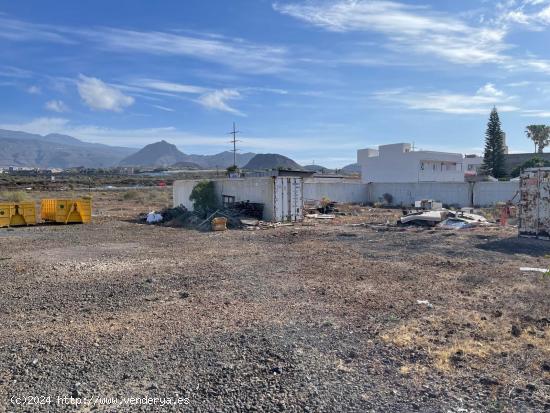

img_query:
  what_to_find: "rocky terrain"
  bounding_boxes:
[0,192,548,412]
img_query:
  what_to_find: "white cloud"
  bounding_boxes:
[521,109,550,117]
[197,89,244,116]
[80,28,288,74]
[0,117,70,135]
[45,100,69,113]
[374,84,519,114]
[135,79,208,94]
[152,104,175,112]
[26,85,41,94]
[274,1,509,65]
[77,74,134,112]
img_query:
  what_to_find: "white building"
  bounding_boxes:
[357,143,465,183]
[464,155,484,177]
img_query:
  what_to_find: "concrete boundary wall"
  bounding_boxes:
[303,179,368,204]
[473,181,519,206]
[303,180,519,207]
[368,182,471,206]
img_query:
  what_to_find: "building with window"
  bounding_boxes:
[357,143,465,183]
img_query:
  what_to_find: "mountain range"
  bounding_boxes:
[0,129,134,168]
[118,140,255,168]
[0,128,359,172]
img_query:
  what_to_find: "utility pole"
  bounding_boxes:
[228,122,241,169]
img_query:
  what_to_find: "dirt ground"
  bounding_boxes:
[0,190,549,412]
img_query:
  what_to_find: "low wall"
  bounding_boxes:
[368,182,472,206]
[303,179,368,204]
[473,181,519,206]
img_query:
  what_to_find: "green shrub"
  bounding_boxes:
[189,180,218,217]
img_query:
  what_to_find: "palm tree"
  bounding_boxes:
[525,124,550,153]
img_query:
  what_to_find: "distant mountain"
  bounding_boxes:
[341,163,361,174]
[0,129,135,168]
[303,164,331,172]
[119,140,188,167]
[244,153,302,170]
[182,151,256,169]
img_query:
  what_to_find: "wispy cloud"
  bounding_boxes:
[26,85,41,95]
[273,0,550,75]
[151,104,175,112]
[78,28,288,74]
[45,99,69,113]
[197,89,245,116]
[274,0,508,65]
[0,15,74,44]
[77,74,134,112]
[134,79,208,95]
[374,83,519,114]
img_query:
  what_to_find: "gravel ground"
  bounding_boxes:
[0,197,549,412]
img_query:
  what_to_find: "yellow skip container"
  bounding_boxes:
[0,202,37,228]
[40,198,92,224]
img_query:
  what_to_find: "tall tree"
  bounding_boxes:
[482,107,506,178]
[525,124,550,153]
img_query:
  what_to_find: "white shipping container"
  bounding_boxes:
[519,167,550,240]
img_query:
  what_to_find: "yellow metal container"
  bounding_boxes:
[0,202,37,228]
[40,198,92,224]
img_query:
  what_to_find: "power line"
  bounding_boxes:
[227,122,241,168]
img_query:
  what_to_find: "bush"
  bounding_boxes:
[511,156,550,177]
[382,193,393,205]
[0,191,29,202]
[189,181,218,217]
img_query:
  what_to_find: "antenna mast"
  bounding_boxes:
[228,122,241,169]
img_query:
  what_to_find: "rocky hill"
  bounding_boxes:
[244,154,302,170]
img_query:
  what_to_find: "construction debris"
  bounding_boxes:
[520,267,549,273]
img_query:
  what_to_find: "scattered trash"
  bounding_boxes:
[306,213,335,219]
[520,267,549,273]
[400,210,447,226]
[146,212,163,224]
[416,300,433,308]
[439,218,476,229]
[211,217,227,231]
[240,218,259,227]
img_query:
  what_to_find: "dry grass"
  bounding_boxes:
[0,190,30,202]
[382,309,550,377]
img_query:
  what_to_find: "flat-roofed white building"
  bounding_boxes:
[357,143,465,183]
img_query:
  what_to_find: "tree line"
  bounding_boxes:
[482,107,550,179]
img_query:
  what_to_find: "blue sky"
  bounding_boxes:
[1,0,550,167]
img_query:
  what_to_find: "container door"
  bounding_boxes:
[274,177,283,221]
[290,177,303,221]
[540,169,550,237]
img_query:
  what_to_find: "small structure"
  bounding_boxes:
[0,202,37,228]
[519,167,550,239]
[173,175,304,222]
[357,143,464,183]
[41,199,92,224]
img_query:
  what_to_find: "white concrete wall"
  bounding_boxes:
[173,178,276,221]
[304,178,368,204]
[473,181,519,206]
[368,182,471,206]
[173,179,201,211]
